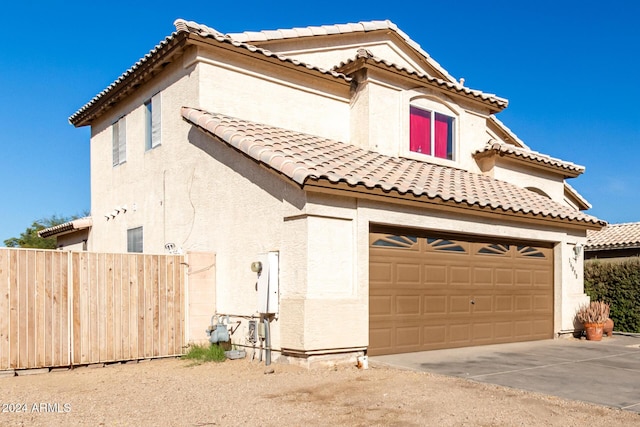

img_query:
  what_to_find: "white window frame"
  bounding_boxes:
[112,117,126,166]
[145,92,161,151]
[403,93,460,166]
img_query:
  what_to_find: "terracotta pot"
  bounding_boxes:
[584,323,604,341]
[604,318,614,337]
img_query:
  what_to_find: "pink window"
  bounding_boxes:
[410,106,454,160]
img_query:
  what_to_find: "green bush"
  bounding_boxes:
[182,343,226,363]
[584,258,640,333]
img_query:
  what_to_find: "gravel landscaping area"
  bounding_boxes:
[0,357,638,426]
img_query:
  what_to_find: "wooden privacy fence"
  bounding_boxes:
[0,248,215,371]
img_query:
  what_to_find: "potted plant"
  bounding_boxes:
[576,301,610,341]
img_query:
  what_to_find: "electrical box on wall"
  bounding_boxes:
[257,251,279,314]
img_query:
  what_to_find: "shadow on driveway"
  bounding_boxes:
[371,334,640,412]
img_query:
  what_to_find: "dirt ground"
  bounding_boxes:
[0,356,638,427]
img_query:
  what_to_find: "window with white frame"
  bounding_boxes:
[145,93,161,151]
[409,105,454,160]
[127,227,143,253]
[112,117,126,166]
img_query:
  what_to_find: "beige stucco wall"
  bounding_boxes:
[251,32,443,79]
[490,161,566,202]
[194,47,351,143]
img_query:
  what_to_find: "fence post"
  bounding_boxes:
[67,251,73,366]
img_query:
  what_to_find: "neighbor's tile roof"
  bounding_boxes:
[337,49,507,111]
[225,20,456,83]
[474,141,585,177]
[586,222,640,250]
[182,107,603,227]
[38,217,93,238]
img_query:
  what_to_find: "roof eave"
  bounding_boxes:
[304,179,605,230]
[473,148,584,178]
[69,32,190,127]
[338,56,508,114]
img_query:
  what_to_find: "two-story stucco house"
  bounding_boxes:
[58,19,604,363]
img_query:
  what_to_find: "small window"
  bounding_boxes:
[127,227,143,253]
[112,117,126,166]
[410,106,454,160]
[145,93,161,151]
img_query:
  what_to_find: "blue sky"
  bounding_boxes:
[1,1,639,243]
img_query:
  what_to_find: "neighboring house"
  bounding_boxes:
[38,217,92,251]
[52,19,604,362]
[585,222,640,261]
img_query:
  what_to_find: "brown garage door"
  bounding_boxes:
[369,231,553,356]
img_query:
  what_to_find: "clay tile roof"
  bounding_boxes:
[181,107,604,227]
[226,19,457,83]
[172,19,349,80]
[69,19,350,127]
[337,50,507,111]
[38,217,93,238]
[474,141,585,177]
[586,222,640,250]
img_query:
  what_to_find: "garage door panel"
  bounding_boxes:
[533,295,552,312]
[396,295,421,315]
[397,263,421,284]
[494,322,513,339]
[514,321,533,338]
[516,270,533,286]
[534,270,552,286]
[472,296,493,313]
[449,324,472,344]
[450,267,471,285]
[369,327,393,353]
[370,262,392,283]
[396,326,421,347]
[424,296,447,314]
[496,269,514,286]
[423,325,446,346]
[473,268,493,285]
[425,266,447,284]
[369,232,553,356]
[472,323,494,340]
[515,296,533,312]
[495,296,513,312]
[450,296,472,314]
[370,295,393,316]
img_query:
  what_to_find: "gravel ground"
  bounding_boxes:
[0,357,638,426]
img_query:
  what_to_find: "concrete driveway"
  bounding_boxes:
[371,334,640,412]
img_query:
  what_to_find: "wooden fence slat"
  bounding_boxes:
[113,254,124,360]
[138,254,146,359]
[166,257,175,355]
[35,251,46,368]
[159,256,167,356]
[72,252,82,365]
[105,253,114,362]
[0,250,8,370]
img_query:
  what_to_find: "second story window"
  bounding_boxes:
[410,106,454,160]
[145,93,161,151]
[112,117,126,166]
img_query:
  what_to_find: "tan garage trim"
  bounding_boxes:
[369,230,554,356]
